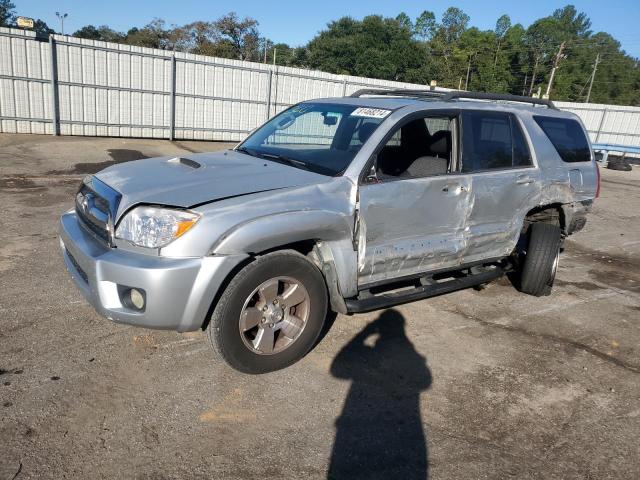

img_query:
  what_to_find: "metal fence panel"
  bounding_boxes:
[555,101,640,148]
[1,27,639,147]
[0,28,52,134]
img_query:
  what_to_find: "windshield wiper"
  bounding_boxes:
[234,146,259,157]
[257,153,311,171]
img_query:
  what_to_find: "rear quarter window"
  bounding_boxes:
[533,116,591,163]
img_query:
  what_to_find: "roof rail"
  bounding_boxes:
[442,91,556,109]
[349,88,556,109]
[349,88,446,100]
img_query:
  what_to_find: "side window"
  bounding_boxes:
[376,115,453,179]
[533,116,591,163]
[461,112,532,172]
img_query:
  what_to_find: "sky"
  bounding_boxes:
[15,0,640,58]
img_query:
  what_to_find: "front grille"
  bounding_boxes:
[76,202,110,242]
[75,176,121,246]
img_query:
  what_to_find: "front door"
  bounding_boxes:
[357,114,470,287]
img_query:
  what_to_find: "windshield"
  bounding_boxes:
[237,103,390,176]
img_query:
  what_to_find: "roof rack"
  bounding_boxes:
[442,91,556,109]
[349,88,446,100]
[349,88,556,109]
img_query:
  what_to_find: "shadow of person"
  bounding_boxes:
[328,309,432,480]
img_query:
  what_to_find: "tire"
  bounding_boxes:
[607,160,632,171]
[519,223,562,297]
[207,250,328,374]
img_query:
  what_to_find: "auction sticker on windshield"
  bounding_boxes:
[351,107,391,119]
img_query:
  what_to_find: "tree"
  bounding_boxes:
[0,0,16,27]
[553,5,591,38]
[440,7,470,44]
[414,10,436,41]
[495,15,511,39]
[73,25,102,40]
[306,15,426,81]
[395,12,412,31]
[125,19,172,49]
[172,21,219,54]
[213,12,260,61]
[523,17,563,95]
[33,19,54,36]
[73,25,125,43]
[493,15,511,68]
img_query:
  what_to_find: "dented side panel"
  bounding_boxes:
[463,168,542,262]
[357,176,472,286]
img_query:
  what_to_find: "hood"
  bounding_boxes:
[94,150,329,218]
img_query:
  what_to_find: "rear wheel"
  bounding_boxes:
[207,250,328,374]
[519,223,562,297]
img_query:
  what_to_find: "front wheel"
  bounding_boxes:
[519,222,562,297]
[207,250,328,374]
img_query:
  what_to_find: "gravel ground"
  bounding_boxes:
[1,133,639,480]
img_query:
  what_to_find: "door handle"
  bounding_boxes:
[516,175,534,185]
[442,184,467,194]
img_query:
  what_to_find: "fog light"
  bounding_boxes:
[129,288,145,310]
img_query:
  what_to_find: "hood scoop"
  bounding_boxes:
[95,149,328,216]
[167,157,201,169]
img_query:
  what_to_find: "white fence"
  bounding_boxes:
[0,27,431,141]
[555,101,640,148]
[1,26,639,147]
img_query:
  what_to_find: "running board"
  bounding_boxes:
[345,266,508,313]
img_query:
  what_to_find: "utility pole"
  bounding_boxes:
[545,41,566,98]
[585,52,600,103]
[55,12,68,35]
[273,48,277,66]
[522,73,528,96]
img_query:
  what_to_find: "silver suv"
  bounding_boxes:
[59,90,599,373]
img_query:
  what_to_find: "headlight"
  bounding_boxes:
[115,206,201,248]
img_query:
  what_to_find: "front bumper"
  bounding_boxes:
[59,210,247,332]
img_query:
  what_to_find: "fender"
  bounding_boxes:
[211,210,354,255]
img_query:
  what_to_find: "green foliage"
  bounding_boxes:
[300,5,638,105]
[414,11,436,41]
[395,12,412,32]
[0,0,16,27]
[32,19,54,36]
[305,15,427,81]
[495,15,511,39]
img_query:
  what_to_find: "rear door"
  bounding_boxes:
[459,111,541,263]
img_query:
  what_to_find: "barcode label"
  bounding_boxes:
[351,107,391,119]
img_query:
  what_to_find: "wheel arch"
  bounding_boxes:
[523,203,566,234]
[210,210,353,256]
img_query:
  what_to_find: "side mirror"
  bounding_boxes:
[364,160,379,184]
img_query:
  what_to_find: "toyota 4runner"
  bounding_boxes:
[59,90,599,373]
